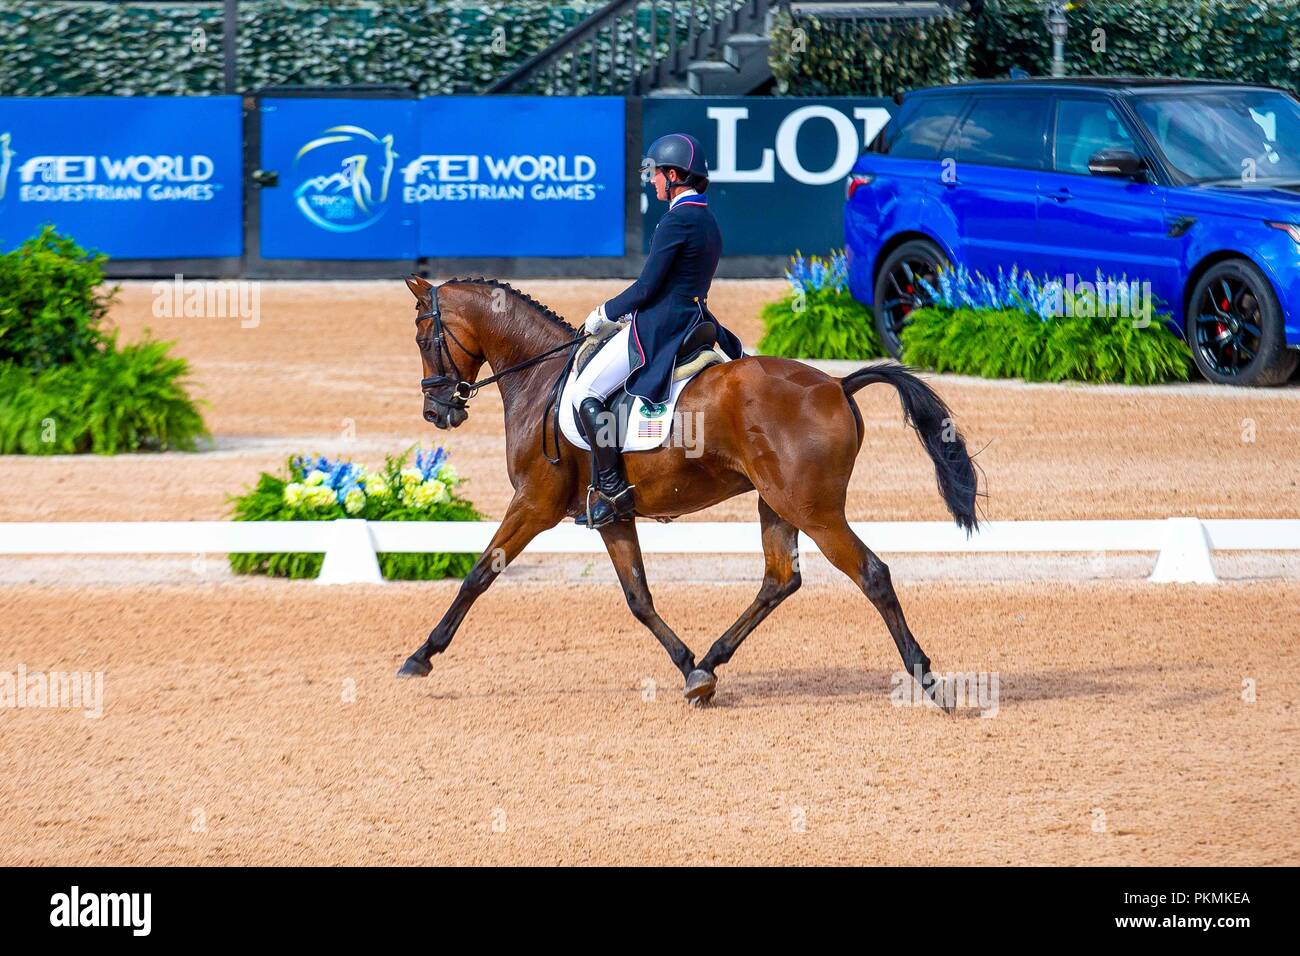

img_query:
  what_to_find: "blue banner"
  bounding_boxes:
[412,97,624,257]
[259,97,419,260]
[642,98,895,256]
[258,96,624,260]
[0,96,243,258]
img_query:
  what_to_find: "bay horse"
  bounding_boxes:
[396,276,979,708]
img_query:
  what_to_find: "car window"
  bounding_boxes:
[946,95,1048,169]
[1054,99,1137,174]
[884,96,968,159]
[1132,89,1300,184]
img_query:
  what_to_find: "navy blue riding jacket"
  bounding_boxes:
[603,194,744,405]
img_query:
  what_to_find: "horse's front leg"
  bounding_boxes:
[396,496,558,678]
[597,520,700,694]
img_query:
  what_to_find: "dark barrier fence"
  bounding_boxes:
[0,92,895,278]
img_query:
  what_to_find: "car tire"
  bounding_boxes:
[1187,259,1298,387]
[873,239,948,358]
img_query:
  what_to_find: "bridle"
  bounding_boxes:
[416,285,485,412]
[416,283,589,463]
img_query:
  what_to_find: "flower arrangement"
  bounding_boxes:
[920,264,1061,321]
[228,446,480,580]
[759,249,885,360]
[904,266,1192,385]
[784,249,851,295]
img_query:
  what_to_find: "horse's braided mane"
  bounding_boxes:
[445,276,576,333]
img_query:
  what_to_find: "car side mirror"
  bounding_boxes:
[1088,148,1146,180]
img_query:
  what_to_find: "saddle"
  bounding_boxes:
[573,318,724,382]
[560,318,731,453]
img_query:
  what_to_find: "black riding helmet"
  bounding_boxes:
[641,132,709,192]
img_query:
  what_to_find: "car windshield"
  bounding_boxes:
[1132,88,1300,184]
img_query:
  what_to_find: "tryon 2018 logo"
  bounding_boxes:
[293,125,397,233]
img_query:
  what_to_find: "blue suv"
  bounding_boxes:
[845,78,1300,386]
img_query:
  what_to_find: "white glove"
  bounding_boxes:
[584,304,611,335]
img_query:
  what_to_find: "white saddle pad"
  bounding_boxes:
[559,338,730,453]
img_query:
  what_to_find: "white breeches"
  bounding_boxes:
[572,324,634,402]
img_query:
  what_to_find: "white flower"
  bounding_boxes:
[411,479,448,508]
[438,464,458,485]
[283,482,306,507]
[305,485,335,509]
[343,488,366,515]
[304,469,329,486]
[364,474,389,499]
[400,468,423,487]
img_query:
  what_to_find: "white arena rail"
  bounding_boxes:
[1,517,1297,585]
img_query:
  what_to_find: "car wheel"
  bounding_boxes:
[873,240,948,358]
[1188,259,1298,386]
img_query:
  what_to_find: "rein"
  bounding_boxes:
[417,285,589,464]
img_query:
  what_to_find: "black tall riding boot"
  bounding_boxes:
[574,396,635,528]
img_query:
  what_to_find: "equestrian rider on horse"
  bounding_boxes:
[573,132,745,529]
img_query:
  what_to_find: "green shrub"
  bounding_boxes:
[758,250,886,360]
[0,226,210,454]
[228,450,480,581]
[759,287,885,360]
[0,336,210,454]
[900,306,1192,385]
[0,226,113,371]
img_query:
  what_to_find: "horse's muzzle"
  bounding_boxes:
[423,396,467,429]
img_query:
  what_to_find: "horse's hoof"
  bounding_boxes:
[395,656,432,679]
[926,676,954,714]
[684,668,717,704]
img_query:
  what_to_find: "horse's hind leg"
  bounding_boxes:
[801,512,949,711]
[691,498,802,701]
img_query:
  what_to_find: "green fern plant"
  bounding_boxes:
[0,335,209,454]
[758,250,886,360]
[0,226,209,454]
[900,307,1192,385]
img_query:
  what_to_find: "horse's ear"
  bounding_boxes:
[405,275,433,299]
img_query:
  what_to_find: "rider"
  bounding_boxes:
[572,132,745,529]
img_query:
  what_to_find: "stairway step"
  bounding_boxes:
[723,33,770,69]
[787,1,950,19]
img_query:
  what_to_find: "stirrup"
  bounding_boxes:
[580,482,636,528]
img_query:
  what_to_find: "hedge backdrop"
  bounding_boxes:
[774,0,1300,97]
[0,1,604,96]
[4,1,1298,97]
[0,0,741,96]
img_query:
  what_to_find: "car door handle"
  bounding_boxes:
[1049,187,1072,203]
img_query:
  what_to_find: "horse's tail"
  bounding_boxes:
[841,362,979,534]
